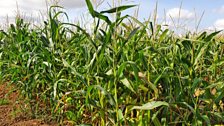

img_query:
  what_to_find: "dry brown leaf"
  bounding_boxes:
[210,88,217,95]
[194,88,205,97]
[194,88,201,97]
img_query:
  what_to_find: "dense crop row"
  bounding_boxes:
[0,0,223,125]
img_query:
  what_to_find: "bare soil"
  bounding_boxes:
[0,83,56,126]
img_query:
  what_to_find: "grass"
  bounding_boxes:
[0,98,9,105]
[0,0,224,125]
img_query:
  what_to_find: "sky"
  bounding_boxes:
[0,0,224,32]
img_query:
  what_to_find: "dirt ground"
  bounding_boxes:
[0,83,56,126]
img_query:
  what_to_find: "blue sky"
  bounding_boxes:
[91,0,224,31]
[135,0,224,31]
[0,0,224,31]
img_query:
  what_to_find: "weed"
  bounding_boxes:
[0,98,9,105]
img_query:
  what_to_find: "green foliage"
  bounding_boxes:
[0,0,223,125]
[0,98,9,105]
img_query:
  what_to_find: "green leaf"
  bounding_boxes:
[150,22,154,35]
[117,62,127,78]
[120,78,136,93]
[78,124,92,126]
[141,78,159,99]
[181,40,192,51]
[85,0,95,17]
[204,31,221,42]
[127,27,140,40]
[85,0,111,24]
[192,78,202,91]
[0,98,9,105]
[154,67,169,85]
[215,87,224,104]
[152,108,163,126]
[194,43,208,66]
[129,16,144,26]
[132,101,169,110]
[62,59,86,85]
[94,85,116,106]
[138,85,149,92]
[159,29,169,42]
[100,5,136,14]
[95,12,111,24]
[201,115,211,125]
[63,23,97,49]
[208,59,224,71]
[118,109,124,121]
[197,31,207,40]
[180,102,195,114]
[106,69,113,76]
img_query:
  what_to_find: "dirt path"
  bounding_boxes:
[0,83,55,126]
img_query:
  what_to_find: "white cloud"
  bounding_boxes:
[161,20,196,34]
[166,8,194,19]
[57,0,85,9]
[20,0,85,9]
[0,0,86,23]
[213,5,224,14]
[213,19,224,30]
[207,19,224,31]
